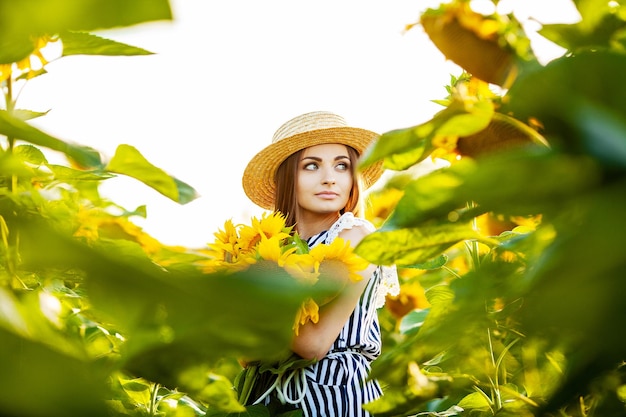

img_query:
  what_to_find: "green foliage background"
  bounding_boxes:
[1,0,625,416]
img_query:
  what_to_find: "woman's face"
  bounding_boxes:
[296,143,353,217]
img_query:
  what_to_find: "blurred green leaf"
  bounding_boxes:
[0,110,103,168]
[518,181,626,413]
[12,109,50,121]
[360,99,492,171]
[106,144,199,204]
[539,0,626,52]
[381,148,602,238]
[360,125,436,171]
[458,149,604,216]
[381,159,476,229]
[14,144,48,165]
[15,216,315,387]
[503,51,626,166]
[0,152,37,178]
[356,222,491,267]
[399,308,430,335]
[0,32,36,64]
[521,182,626,355]
[48,164,114,181]
[563,98,626,170]
[0,0,171,61]
[457,391,491,410]
[0,326,109,417]
[60,31,154,56]
[404,254,449,270]
[206,404,272,417]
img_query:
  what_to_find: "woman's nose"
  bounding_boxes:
[322,168,336,184]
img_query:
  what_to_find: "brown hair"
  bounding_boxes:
[274,146,363,229]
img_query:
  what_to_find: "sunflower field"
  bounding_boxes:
[1,0,625,416]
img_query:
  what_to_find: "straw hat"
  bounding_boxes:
[242,111,384,210]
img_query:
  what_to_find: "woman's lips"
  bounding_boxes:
[316,191,339,199]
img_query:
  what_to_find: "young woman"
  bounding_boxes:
[241,111,399,417]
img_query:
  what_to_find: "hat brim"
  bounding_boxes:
[242,127,384,210]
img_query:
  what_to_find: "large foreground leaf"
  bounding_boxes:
[0,325,108,417]
[0,110,102,168]
[518,180,626,413]
[503,51,626,169]
[106,144,199,204]
[16,216,312,387]
[60,31,154,56]
[380,148,602,235]
[356,222,490,267]
[0,0,171,62]
[360,100,493,171]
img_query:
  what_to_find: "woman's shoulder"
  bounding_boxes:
[328,212,375,246]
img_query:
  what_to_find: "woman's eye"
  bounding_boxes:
[303,162,318,170]
[336,162,350,170]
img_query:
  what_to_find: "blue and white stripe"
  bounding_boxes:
[282,228,383,417]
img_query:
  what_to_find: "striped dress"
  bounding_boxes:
[282,213,392,417]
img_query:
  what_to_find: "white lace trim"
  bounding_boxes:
[327,213,400,309]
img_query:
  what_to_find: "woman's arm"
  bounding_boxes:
[290,224,376,360]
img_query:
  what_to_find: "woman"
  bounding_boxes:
[241,111,399,417]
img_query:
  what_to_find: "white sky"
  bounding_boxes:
[21,0,578,247]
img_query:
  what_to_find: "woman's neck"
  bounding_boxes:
[296,211,343,240]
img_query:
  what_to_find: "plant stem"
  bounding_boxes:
[149,383,161,416]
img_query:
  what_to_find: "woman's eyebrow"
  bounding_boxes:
[300,155,349,161]
[301,156,321,162]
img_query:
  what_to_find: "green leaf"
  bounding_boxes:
[424,284,456,307]
[106,144,199,204]
[60,31,154,56]
[48,164,114,181]
[15,218,316,388]
[566,99,626,170]
[539,0,626,52]
[0,153,36,178]
[205,404,271,417]
[399,308,430,335]
[360,124,436,171]
[0,33,36,64]
[0,326,109,417]
[356,223,492,267]
[0,110,103,168]
[12,109,50,121]
[0,0,172,37]
[0,0,171,63]
[382,159,476,229]
[504,51,626,167]
[197,374,246,413]
[360,100,492,171]
[14,144,48,165]
[457,149,604,216]
[403,254,448,270]
[437,100,494,137]
[457,391,492,411]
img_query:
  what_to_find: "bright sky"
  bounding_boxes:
[22,0,578,248]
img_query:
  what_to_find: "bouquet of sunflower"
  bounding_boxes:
[199,211,370,407]
[199,211,369,335]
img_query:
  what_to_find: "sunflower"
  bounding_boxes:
[207,219,240,263]
[238,211,292,253]
[418,0,529,87]
[309,237,369,284]
[256,235,297,266]
[1,35,56,83]
[283,252,319,285]
[201,213,371,336]
[293,298,320,336]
